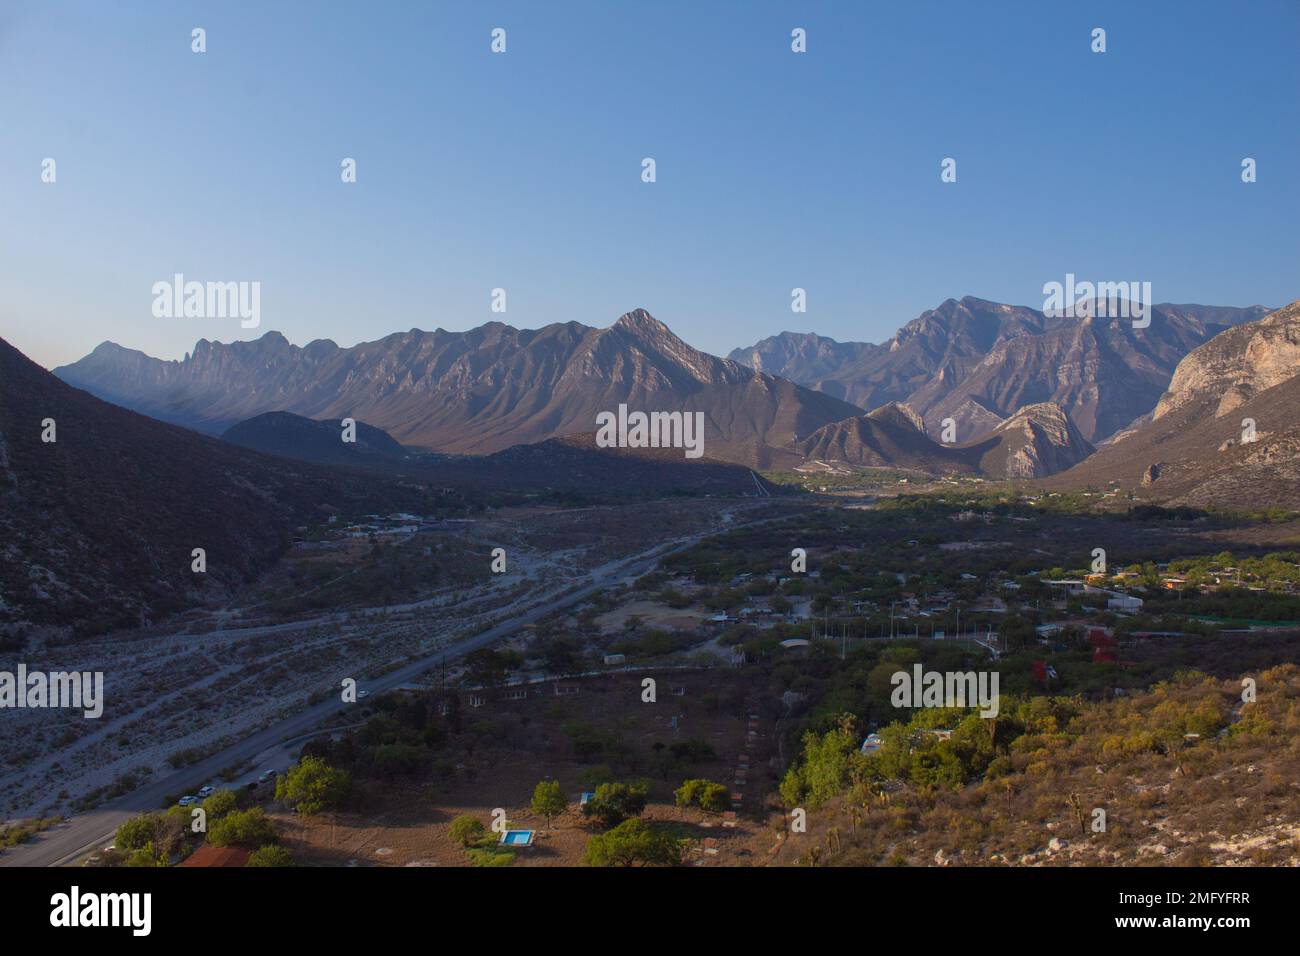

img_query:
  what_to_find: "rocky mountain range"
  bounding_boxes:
[730,298,1272,443]
[51,299,1281,483]
[55,309,862,470]
[1051,301,1300,507]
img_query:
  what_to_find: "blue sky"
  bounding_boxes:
[2,0,1297,369]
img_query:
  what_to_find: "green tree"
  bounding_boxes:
[115,814,157,851]
[780,714,866,808]
[581,781,649,827]
[449,814,487,847]
[583,819,682,867]
[530,780,566,829]
[275,755,351,815]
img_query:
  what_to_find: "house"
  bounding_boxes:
[468,693,486,709]
[504,687,529,701]
[1106,593,1143,612]
[553,683,580,696]
[1044,579,1086,594]
[603,653,626,665]
[179,846,251,868]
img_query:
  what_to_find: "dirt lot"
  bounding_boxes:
[594,599,709,634]
[272,671,784,866]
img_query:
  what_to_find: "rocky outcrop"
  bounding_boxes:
[1154,302,1300,421]
[795,401,979,473]
[969,402,1096,478]
[1051,302,1300,507]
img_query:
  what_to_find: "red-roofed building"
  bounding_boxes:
[178,845,251,867]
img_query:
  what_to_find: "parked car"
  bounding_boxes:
[197,785,215,798]
[357,689,370,699]
[177,795,197,807]
[258,769,277,784]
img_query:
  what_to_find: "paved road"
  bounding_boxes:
[0,526,736,867]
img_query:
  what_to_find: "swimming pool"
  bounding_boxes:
[499,829,535,847]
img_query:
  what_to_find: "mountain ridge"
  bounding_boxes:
[56,309,864,470]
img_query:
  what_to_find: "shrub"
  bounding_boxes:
[675,779,731,813]
[202,789,238,818]
[207,808,276,848]
[247,845,294,867]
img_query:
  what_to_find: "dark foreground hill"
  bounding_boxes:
[0,340,464,633]
[220,408,776,497]
[424,432,777,496]
[222,411,409,466]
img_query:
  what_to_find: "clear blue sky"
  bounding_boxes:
[2,0,1296,370]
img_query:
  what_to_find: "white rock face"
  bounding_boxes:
[1155,304,1300,421]
[993,402,1094,478]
